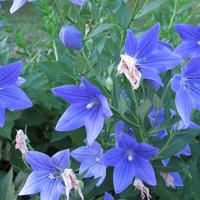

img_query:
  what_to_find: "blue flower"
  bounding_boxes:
[52,77,112,145]
[59,25,83,50]
[10,0,34,14]
[175,24,200,58]
[70,0,84,6]
[119,23,182,88]
[103,133,159,194]
[71,142,106,186]
[19,150,70,200]
[160,172,183,188]
[171,57,200,127]
[0,61,32,127]
[104,192,114,200]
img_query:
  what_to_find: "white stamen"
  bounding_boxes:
[117,54,141,90]
[197,41,200,45]
[160,172,176,189]
[95,156,100,162]
[61,169,84,200]
[86,101,96,109]
[128,155,133,161]
[15,129,28,154]
[133,178,152,200]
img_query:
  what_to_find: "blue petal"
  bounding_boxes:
[102,147,124,166]
[55,104,88,131]
[170,172,183,186]
[140,67,163,86]
[137,23,160,58]
[140,49,182,73]
[85,107,104,145]
[59,25,82,50]
[162,158,170,167]
[0,104,5,127]
[174,24,200,41]
[175,41,200,58]
[79,159,96,174]
[175,145,191,157]
[113,158,135,194]
[40,179,62,200]
[0,86,32,111]
[104,192,114,200]
[117,133,137,150]
[19,171,50,196]
[124,29,138,56]
[183,56,200,77]
[98,94,113,118]
[135,143,159,159]
[175,90,192,127]
[70,0,84,6]
[50,149,70,170]
[133,156,156,185]
[0,61,22,87]
[52,85,91,104]
[25,151,52,171]
[10,0,26,14]
[171,75,182,92]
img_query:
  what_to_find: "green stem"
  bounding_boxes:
[53,40,58,61]
[167,0,178,31]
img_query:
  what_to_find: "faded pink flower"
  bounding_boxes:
[15,129,28,154]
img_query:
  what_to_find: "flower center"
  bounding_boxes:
[86,99,98,109]
[48,172,60,180]
[197,41,200,45]
[95,155,101,162]
[126,150,135,161]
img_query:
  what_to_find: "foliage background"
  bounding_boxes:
[0,0,200,199]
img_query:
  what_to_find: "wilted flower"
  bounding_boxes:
[70,0,84,6]
[15,129,28,154]
[104,192,114,200]
[160,172,183,189]
[118,23,181,89]
[0,61,32,127]
[103,133,159,194]
[19,150,70,200]
[171,57,200,127]
[59,25,83,50]
[133,178,151,200]
[52,77,112,145]
[61,169,84,200]
[175,24,200,58]
[71,142,106,186]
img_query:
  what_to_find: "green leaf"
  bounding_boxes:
[0,168,16,200]
[159,129,200,159]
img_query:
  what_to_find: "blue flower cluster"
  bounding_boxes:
[1,1,200,200]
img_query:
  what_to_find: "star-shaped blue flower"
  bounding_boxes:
[19,150,70,200]
[0,61,32,127]
[52,77,112,145]
[175,24,200,58]
[121,23,182,87]
[171,56,200,126]
[71,142,106,186]
[103,133,159,194]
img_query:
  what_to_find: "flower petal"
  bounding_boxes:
[174,24,200,41]
[50,149,70,170]
[40,179,62,200]
[124,29,138,56]
[171,75,182,92]
[170,172,183,186]
[25,151,52,171]
[137,23,160,58]
[135,143,159,159]
[55,104,87,131]
[175,90,192,127]
[113,159,135,194]
[0,104,5,127]
[183,56,200,77]
[175,145,191,157]
[175,41,200,58]
[52,85,91,104]
[70,0,84,6]
[104,192,114,200]
[10,0,26,14]
[102,147,124,166]
[140,67,163,86]
[133,156,156,185]
[19,171,50,196]
[98,94,113,118]
[117,133,137,150]
[0,86,32,111]
[85,107,104,145]
[0,61,22,87]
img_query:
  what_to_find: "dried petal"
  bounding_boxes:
[15,129,28,154]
